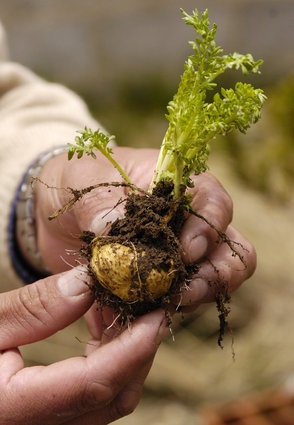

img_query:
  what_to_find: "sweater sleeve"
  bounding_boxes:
[0,46,104,291]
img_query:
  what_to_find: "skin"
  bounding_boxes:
[1,147,256,424]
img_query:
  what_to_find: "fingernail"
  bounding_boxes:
[57,267,91,297]
[177,278,210,307]
[188,235,208,262]
[192,278,209,301]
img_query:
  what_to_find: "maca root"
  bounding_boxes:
[46,179,247,346]
[79,181,188,323]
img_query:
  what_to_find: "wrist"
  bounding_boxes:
[9,146,66,283]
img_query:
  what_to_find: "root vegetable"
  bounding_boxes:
[90,240,175,302]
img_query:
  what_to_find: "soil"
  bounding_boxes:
[80,181,188,323]
[76,180,235,344]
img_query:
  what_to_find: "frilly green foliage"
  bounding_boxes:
[67,9,266,201]
[68,127,115,160]
[68,127,132,184]
[150,9,266,198]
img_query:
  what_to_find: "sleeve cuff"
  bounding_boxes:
[7,169,50,284]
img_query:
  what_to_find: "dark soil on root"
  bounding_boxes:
[80,181,191,323]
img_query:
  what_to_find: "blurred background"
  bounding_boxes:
[1,0,294,423]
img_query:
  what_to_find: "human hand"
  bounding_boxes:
[0,266,166,424]
[35,146,256,309]
[175,170,256,312]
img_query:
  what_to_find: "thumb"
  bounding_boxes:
[90,206,125,235]
[68,180,126,236]
[0,267,94,350]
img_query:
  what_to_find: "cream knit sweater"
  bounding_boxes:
[0,23,102,292]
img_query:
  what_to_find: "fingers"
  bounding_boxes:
[67,360,154,425]
[0,267,93,350]
[84,305,122,348]
[180,172,233,264]
[2,309,166,425]
[177,226,256,311]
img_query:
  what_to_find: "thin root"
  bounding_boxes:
[33,177,146,220]
[190,210,248,268]
[206,259,235,359]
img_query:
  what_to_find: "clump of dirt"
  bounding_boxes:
[80,181,189,323]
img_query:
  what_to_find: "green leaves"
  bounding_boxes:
[208,83,266,134]
[150,8,266,198]
[67,9,266,202]
[67,127,115,160]
[67,127,132,184]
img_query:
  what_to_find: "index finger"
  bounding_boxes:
[2,310,166,424]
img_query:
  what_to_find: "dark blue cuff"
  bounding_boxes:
[7,168,49,285]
